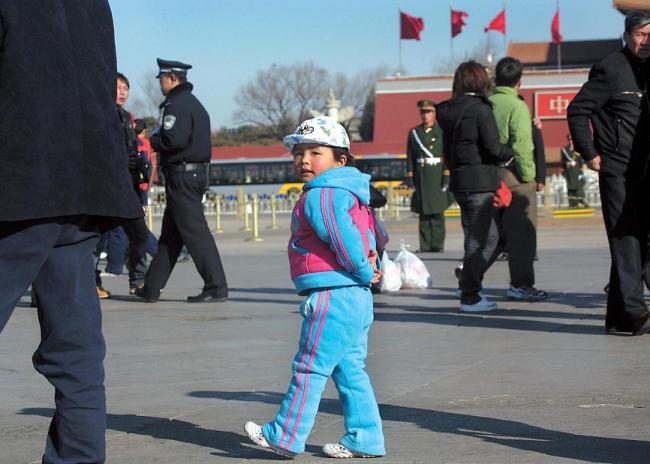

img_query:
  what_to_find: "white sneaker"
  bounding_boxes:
[459,296,497,312]
[506,286,548,301]
[244,421,296,458]
[322,443,381,459]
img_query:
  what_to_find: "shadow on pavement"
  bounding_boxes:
[18,407,317,460]
[185,391,650,464]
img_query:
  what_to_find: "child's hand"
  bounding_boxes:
[368,250,382,284]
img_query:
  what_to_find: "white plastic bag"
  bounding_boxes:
[379,251,402,292]
[394,241,432,289]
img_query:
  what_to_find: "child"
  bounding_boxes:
[245,116,386,459]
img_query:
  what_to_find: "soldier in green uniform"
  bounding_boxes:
[407,99,452,252]
[561,134,587,207]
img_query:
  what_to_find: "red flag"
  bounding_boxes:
[551,7,562,44]
[400,11,424,41]
[451,9,469,38]
[484,9,506,34]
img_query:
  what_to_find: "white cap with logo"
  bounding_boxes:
[282,116,350,152]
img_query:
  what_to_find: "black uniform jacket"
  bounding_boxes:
[0,0,142,225]
[151,82,211,167]
[567,47,650,176]
[436,94,514,194]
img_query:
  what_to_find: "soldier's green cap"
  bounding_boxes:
[417,99,436,110]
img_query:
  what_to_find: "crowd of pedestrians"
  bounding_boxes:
[1,3,650,463]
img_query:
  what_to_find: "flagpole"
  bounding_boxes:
[557,0,561,71]
[503,1,507,57]
[398,9,403,74]
[450,5,454,64]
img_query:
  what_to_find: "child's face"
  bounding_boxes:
[292,143,344,182]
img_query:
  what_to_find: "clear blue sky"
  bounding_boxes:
[109,0,623,128]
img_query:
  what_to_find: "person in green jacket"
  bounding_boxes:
[488,57,547,301]
[406,99,452,252]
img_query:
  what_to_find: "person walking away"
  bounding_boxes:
[437,61,514,312]
[406,99,452,252]
[489,57,548,301]
[135,59,228,303]
[568,10,650,335]
[0,2,143,462]
[244,117,385,459]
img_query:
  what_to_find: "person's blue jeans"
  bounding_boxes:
[263,286,385,456]
[105,227,158,275]
[456,191,501,305]
[0,216,106,464]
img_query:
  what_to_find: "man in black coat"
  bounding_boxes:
[568,10,650,335]
[0,1,143,463]
[136,59,228,303]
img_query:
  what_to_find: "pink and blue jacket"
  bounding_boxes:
[288,167,376,295]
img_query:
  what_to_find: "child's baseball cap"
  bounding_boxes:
[283,116,350,152]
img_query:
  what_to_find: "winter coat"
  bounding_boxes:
[0,0,142,226]
[436,94,514,194]
[288,167,376,295]
[568,47,650,177]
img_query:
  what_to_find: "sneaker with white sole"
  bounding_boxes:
[459,296,497,312]
[322,443,381,459]
[506,286,548,301]
[244,421,296,458]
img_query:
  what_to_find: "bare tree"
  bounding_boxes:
[128,71,164,119]
[233,62,328,138]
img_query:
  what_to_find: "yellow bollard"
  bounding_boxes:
[393,189,401,221]
[236,186,245,218]
[242,195,252,232]
[268,194,280,230]
[246,194,263,242]
[146,205,153,231]
[215,196,223,233]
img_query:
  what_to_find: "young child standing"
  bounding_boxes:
[245,117,386,459]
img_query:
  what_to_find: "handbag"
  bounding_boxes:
[493,180,512,208]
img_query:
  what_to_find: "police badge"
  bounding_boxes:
[163,115,176,130]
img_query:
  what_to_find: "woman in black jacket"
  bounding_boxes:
[436,61,514,312]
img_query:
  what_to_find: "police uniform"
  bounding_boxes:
[137,59,228,302]
[560,142,586,207]
[407,100,451,252]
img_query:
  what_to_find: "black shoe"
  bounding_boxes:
[605,323,633,334]
[187,289,228,303]
[134,286,159,303]
[496,251,509,261]
[430,248,444,253]
[631,313,650,336]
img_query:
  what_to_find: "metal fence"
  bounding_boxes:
[146,171,601,217]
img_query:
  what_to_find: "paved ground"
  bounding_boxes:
[1,211,649,464]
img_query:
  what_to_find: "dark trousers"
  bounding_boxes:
[105,226,158,275]
[599,172,649,327]
[457,192,500,305]
[144,170,228,295]
[418,213,445,251]
[0,216,106,464]
[496,170,537,288]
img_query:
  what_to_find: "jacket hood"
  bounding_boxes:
[304,166,370,205]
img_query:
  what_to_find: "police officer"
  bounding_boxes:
[136,59,228,303]
[407,99,451,252]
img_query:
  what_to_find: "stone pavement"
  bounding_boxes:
[1,212,649,464]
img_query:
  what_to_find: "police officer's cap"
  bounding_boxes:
[156,58,192,78]
[417,99,436,111]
